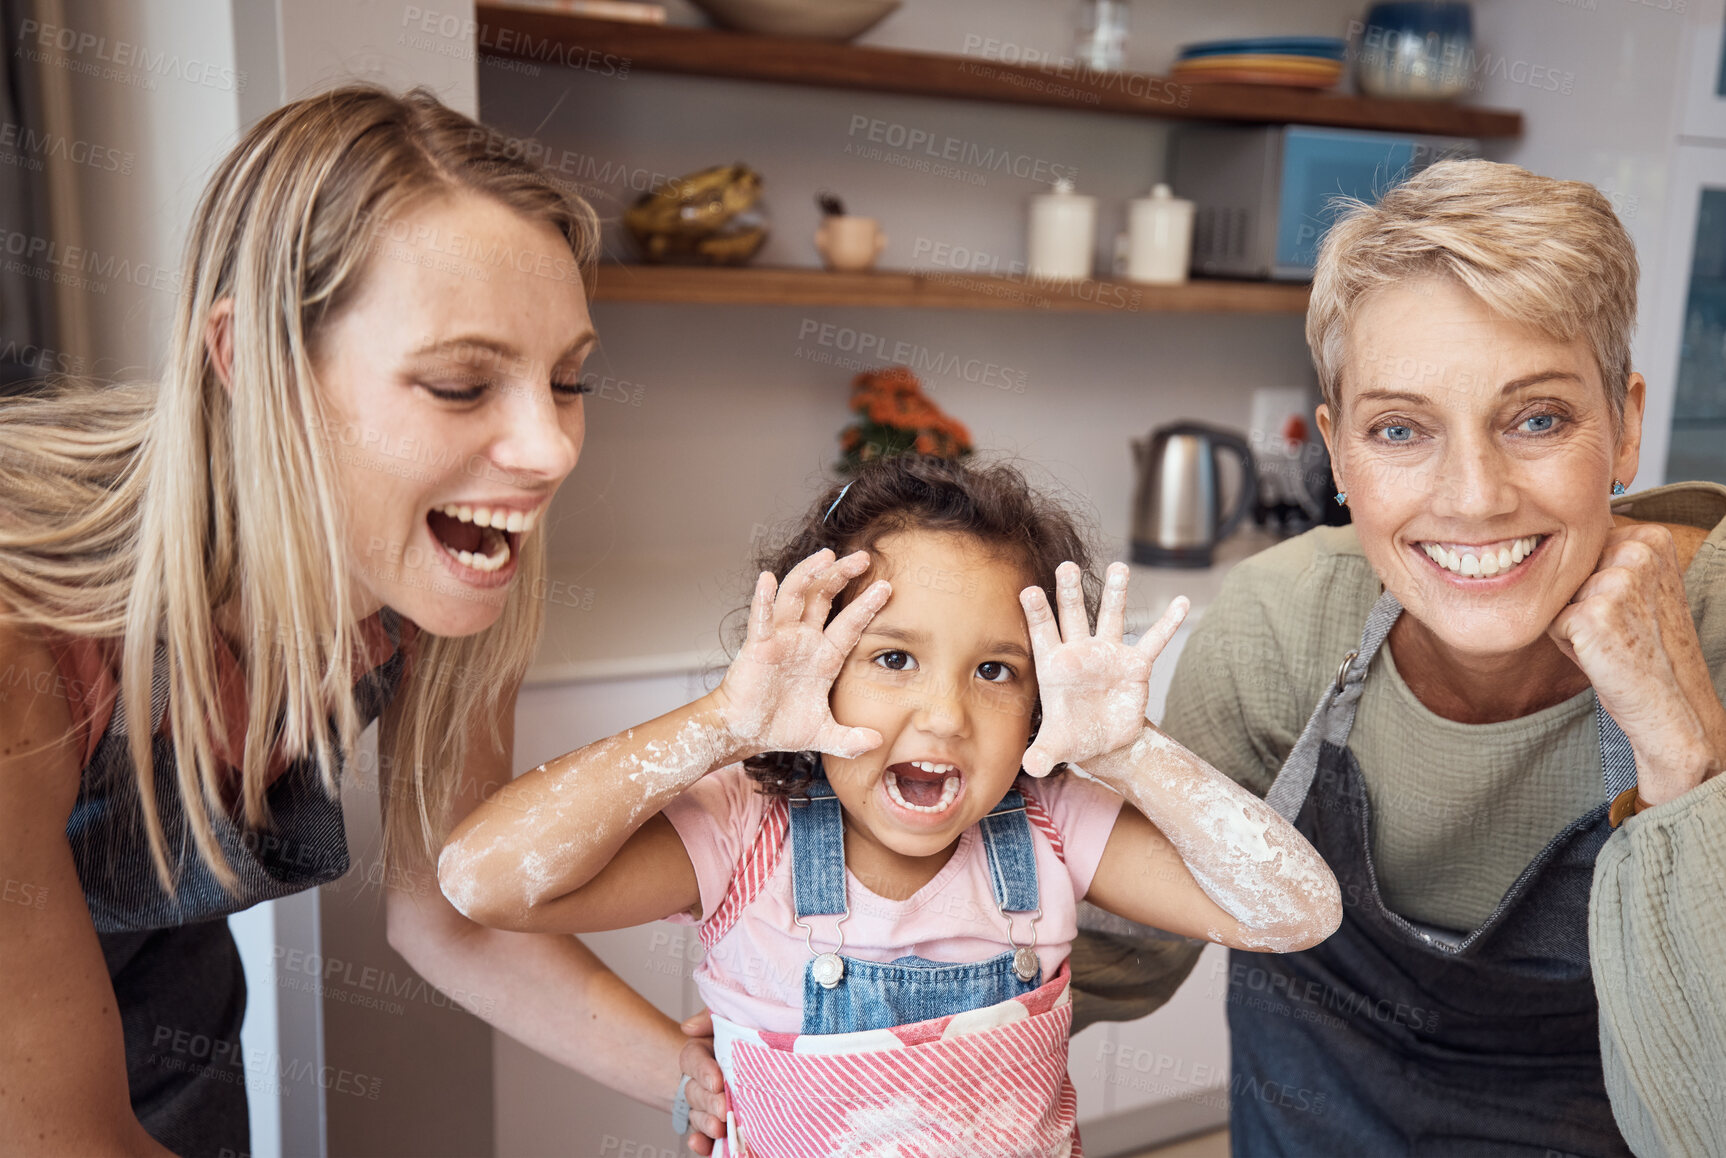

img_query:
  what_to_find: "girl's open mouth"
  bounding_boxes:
[883,760,964,816]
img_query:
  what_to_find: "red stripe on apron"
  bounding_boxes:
[724,975,1081,1158]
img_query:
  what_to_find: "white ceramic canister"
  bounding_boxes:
[1028,178,1097,281]
[1116,183,1194,284]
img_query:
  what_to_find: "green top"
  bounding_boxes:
[1074,481,1726,1157]
[1164,480,1726,932]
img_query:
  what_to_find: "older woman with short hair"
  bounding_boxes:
[1118,158,1725,1155]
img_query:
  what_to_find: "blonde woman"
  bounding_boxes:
[0,86,695,1155]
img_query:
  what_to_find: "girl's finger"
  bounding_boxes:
[1021,741,1057,778]
[825,578,890,654]
[1054,561,1089,641]
[806,549,869,627]
[775,549,833,629]
[1134,595,1190,661]
[1020,586,1063,658]
[746,571,777,642]
[817,722,883,760]
[1094,562,1131,641]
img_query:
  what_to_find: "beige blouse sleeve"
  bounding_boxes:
[1591,764,1726,1157]
[1591,531,1726,1157]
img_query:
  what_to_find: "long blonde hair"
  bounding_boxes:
[0,86,599,890]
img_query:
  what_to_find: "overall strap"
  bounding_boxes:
[1264,590,1403,822]
[977,790,1040,913]
[108,636,172,739]
[1595,698,1637,800]
[378,606,403,648]
[787,773,848,919]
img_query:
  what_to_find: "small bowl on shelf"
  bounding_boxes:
[1355,2,1475,101]
[686,0,901,41]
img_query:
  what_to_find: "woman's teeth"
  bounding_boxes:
[885,764,962,813]
[447,526,511,572]
[436,503,540,534]
[1421,535,1542,578]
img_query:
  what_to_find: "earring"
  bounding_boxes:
[1334,492,1348,506]
[1611,480,1627,496]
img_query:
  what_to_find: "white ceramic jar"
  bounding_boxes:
[1116,183,1194,284]
[1027,178,1097,281]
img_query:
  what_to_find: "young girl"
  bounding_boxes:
[439,455,1341,1157]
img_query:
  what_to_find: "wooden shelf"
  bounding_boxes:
[474,6,1522,138]
[590,264,1311,314]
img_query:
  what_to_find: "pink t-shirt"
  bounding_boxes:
[663,765,1126,1035]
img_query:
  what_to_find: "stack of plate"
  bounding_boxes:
[1171,37,1347,88]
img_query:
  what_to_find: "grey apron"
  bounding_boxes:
[1229,591,1635,1157]
[66,610,408,1157]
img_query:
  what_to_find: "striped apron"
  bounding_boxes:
[700,770,1082,1157]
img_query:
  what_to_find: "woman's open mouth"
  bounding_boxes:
[1414,534,1545,580]
[882,760,965,818]
[426,503,540,583]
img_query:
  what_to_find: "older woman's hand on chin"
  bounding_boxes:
[1551,521,1726,804]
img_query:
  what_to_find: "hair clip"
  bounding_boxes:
[822,480,854,524]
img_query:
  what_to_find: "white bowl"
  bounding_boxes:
[688,0,901,41]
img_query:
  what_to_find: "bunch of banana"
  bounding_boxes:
[624,163,769,265]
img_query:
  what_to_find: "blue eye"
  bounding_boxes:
[1521,413,1558,434]
[1380,424,1414,443]
[977,661,1013,683]
[873,650,916,672]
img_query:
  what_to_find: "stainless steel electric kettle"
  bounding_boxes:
[1130,422,1256,567]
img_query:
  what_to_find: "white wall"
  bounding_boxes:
[30,0,241,376]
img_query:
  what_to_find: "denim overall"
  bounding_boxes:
[1228,591,1635,1156]
[789,772,1044,1034]
[66,610,408,1157]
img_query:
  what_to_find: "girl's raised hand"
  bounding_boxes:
[1020,561,1189,778]
[711,548,891,760]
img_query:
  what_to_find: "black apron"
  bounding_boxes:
[1228,591,1636,1157]
[68,611,409,1156]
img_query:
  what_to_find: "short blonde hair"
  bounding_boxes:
[1307,159,1638,424]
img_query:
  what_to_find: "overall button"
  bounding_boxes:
[811,952,845,988]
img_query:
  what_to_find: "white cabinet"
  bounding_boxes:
[499,672,712,1158]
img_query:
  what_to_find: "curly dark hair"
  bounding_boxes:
[738,454,1100,797]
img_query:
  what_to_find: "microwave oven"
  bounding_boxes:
[1169,125,1477,281]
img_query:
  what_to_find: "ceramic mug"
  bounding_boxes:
[816,215,887,271]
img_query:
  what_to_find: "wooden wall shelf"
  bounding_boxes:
[474,6,1523,138]
[591,264,1312,314]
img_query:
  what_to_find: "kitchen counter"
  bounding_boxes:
[526,527,1286,686]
